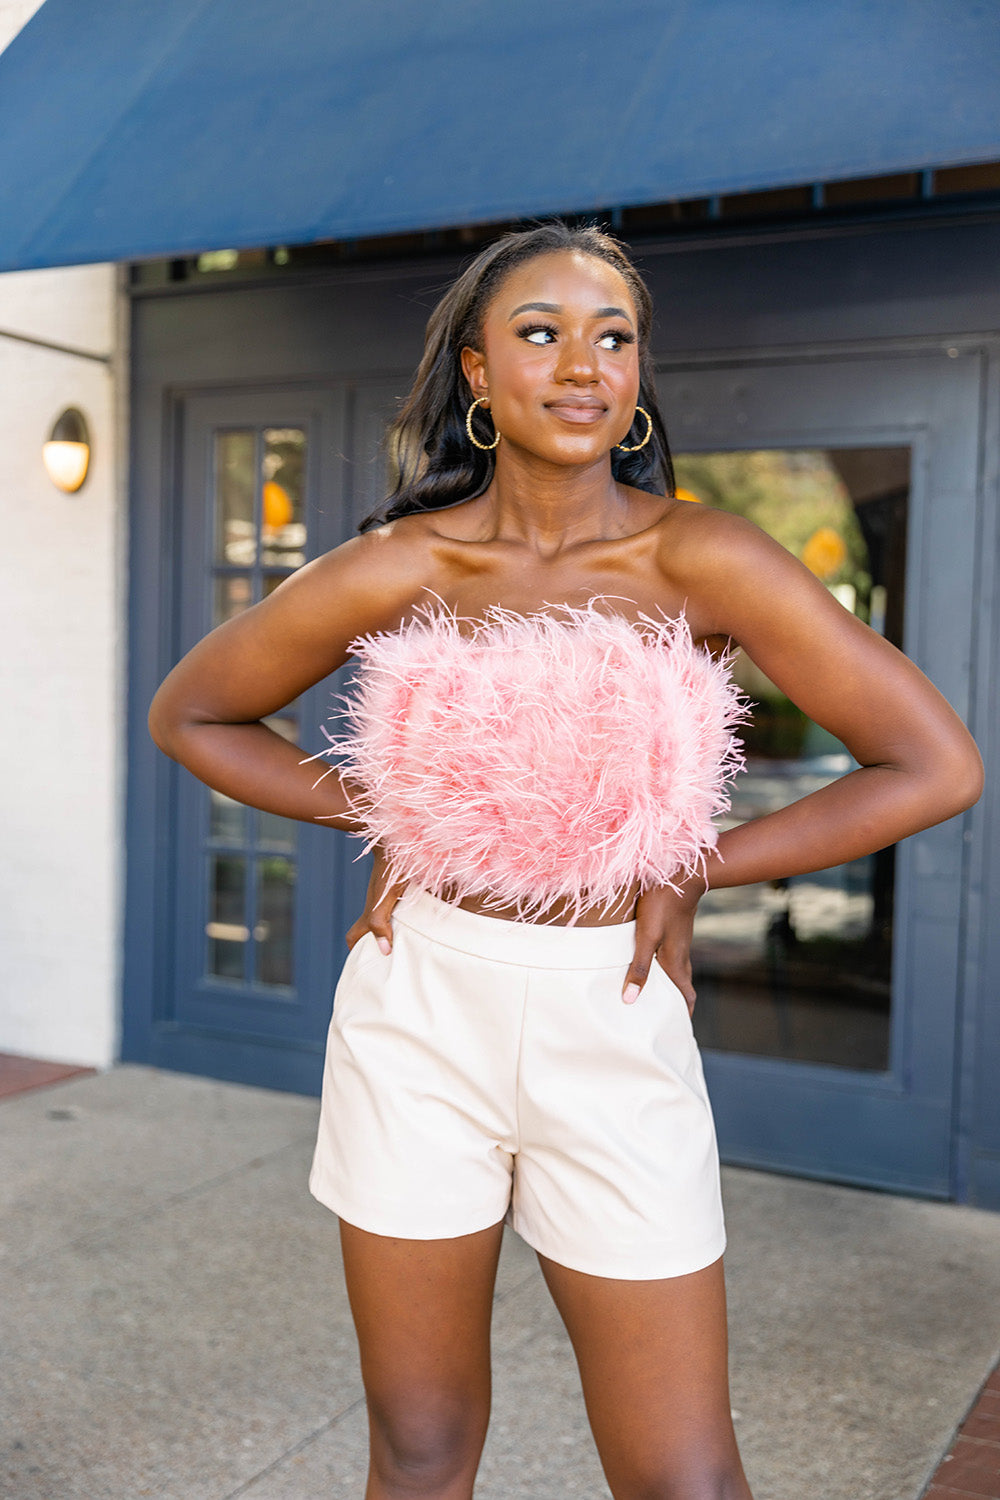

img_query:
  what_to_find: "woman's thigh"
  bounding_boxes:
[539,1253,752,1500]
[339,1219,505,1484]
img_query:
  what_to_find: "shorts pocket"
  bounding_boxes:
[331,931,385,1018]
[648,958,695,1030]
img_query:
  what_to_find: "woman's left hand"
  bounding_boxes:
[345,845,408,954]
[622,878,706,1014]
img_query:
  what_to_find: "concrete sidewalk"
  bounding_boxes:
[1,1066,998,1500]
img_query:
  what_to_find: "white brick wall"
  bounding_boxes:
[0,0,123,1066]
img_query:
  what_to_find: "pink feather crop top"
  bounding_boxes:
[322,599,746,920]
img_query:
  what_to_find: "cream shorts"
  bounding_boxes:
[309,887,725,1280]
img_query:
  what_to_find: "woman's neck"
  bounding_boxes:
[479,450,629,558]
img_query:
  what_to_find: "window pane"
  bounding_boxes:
[214,431,256,565]
[258,811,297,851]
[201,427,307,998]
[206,854,247,980]
[674,447,909,1071]
[209,789,247,845]
[213,573,253,626]
[263,714,298,742]
[255,857,295,987]
[261,428,306,567]
[262,572,293,600]
[258,716,299,849]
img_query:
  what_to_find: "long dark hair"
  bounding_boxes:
[358,222,674,531]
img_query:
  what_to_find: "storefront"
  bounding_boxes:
[119,204,1000,1206]
[1,1,998,1206]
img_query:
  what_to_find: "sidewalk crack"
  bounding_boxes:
[218,1395,367,1499]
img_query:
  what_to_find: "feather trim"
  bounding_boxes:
[319,597,748,922]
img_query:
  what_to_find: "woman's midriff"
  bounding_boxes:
[454,880,641,927]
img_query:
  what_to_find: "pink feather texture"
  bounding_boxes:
[321,599,747,921]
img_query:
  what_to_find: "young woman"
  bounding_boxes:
[150,223,983,1499]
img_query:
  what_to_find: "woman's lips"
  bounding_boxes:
[545,400,607,424]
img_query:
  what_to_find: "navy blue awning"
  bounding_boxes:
[1,0,999,272]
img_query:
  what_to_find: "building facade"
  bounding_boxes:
[1,1,998,1208]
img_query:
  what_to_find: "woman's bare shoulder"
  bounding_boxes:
[649,498,822,639]
[150,514,450,729]
[655,498,784,578]
[655,494,760,547]
[284,512,445,630]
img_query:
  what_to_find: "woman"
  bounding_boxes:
[150,222,983,1499]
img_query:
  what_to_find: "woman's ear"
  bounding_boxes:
[460,345,488,401]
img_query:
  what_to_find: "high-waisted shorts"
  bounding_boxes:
[309,886,725,1280]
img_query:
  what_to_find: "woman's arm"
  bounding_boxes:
[148,527,424,829]
[700,512,982,884]
[624,508,983,1006]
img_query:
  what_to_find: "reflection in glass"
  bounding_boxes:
[213,573,253,627]
[202,427,308,993]
[207,854,247,980]
[209,789,247,845]
[264,714,298,743]
[256,857,296,987]
[674,447,910,1071]
[214,431,256,565]
[263,572,292,601]
[258,811,297,851]
[258,717,299,850]
[261,428,306,567]
[257,718,299,850]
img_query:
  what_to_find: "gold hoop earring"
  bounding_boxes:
[466,396,500,451]
[616,406,653,453]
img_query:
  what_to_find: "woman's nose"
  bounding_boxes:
[554,334,599,382]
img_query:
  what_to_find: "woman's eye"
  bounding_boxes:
[515,322,633,349]
[518,324,556,345]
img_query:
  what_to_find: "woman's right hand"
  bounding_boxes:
[622,876,706,1013]
[346,846,408,954]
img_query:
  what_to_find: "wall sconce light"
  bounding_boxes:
[43,407,90,493]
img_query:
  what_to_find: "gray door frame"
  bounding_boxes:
[656,345,988,1197]
[124,216,1000,1201]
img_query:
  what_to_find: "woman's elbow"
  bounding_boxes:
[148,684,188,760]
[924,730,984,822]
[949,739,985,815]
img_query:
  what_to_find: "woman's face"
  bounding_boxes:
[462,250,642,467]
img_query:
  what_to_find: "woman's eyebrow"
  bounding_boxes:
[508,301,560,320]
[507,301,634,323]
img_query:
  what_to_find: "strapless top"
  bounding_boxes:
[322,598,746,920]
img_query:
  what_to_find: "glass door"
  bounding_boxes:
[676,446,907,1073]
[658,351,981,1194]
[202,425,308,999]
[159,382,406,1092]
